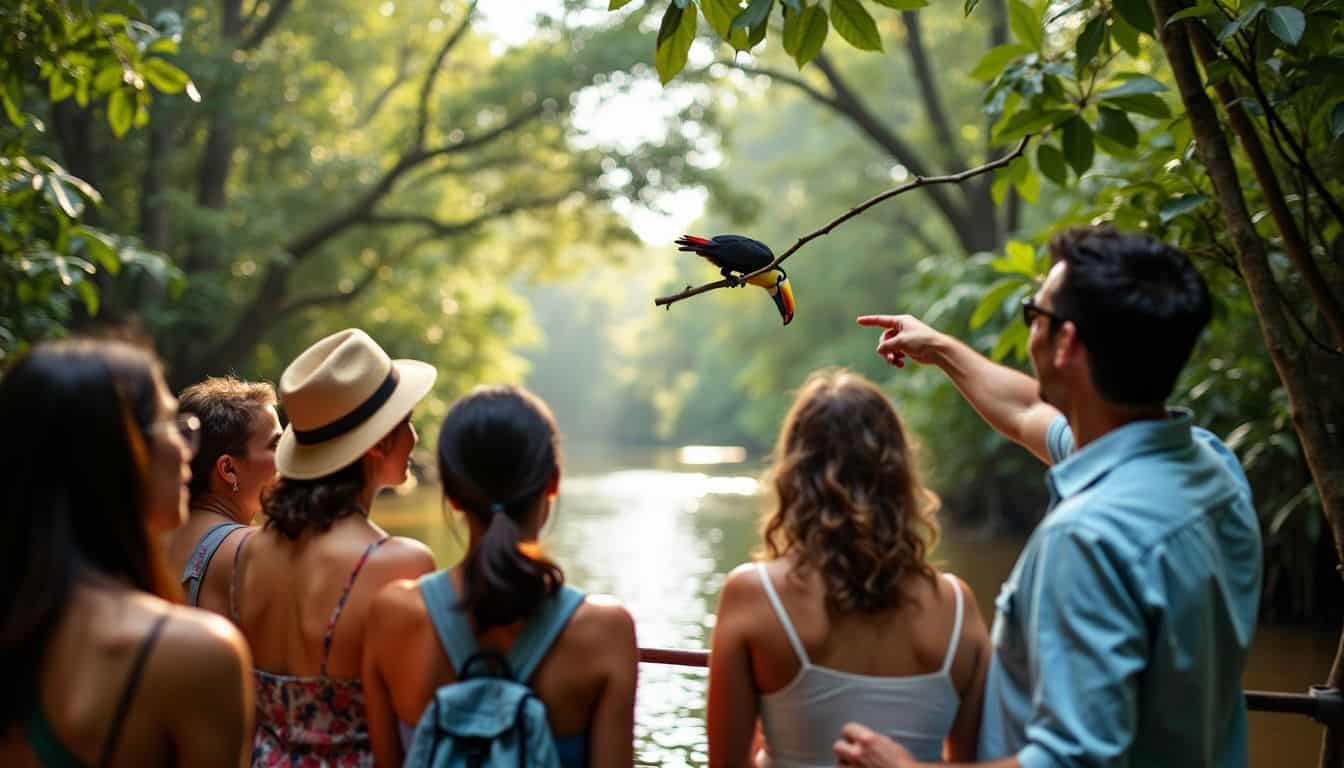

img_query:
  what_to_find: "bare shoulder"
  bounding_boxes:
[719,561,767,607]
[570,594,636,643]
[152,604,251,692]
[371,535,437,577]
[941,572,984,621]
[369,576,430,625]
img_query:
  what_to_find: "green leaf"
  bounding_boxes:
[1165,3,1219,25]
[609,0,636,9]
[830,0,883,51]
[793,6,829,67]
[107,89,133,136]
[142,58,190,94]
[1096,106,1138,148]
[1061,116,1095,175]
[1159,193,1209,223]
[42,174,84,218]
[1014,163,1040,203]
[655,2,697,83]
[49,73,75,102]
[972,278,1028,329]
[780,0,801,9]
[1099,75,1167,98]
[1331,102,1344,140]
[1218,1,1264,43]
[1037,143,1070,185]
[704,0,752,49]
[992,169,1013,205]
[970,44,1031,82]
[75,227,120,273]
[0,86,23,127]
[1204,59,1235,86]
[1110,13,1141,54]
[731,0,773,30]
[1266,6,1304,46]
[93,64,124,93]
[1103,93,1172,118]
[1112,0,1156,34]
[991,319,1029,361]
[782,3,804,54]
[75,279,100,317]
[992,239,1038,276]
[870,0,930,8]
[992,108,1075,143]
[1009,0,1043,50]
[1075,15,1106,72]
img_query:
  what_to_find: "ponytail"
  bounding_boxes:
[437,385,565,631]
[459,501,563,630]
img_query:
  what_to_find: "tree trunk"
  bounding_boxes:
[1152,2,1344,766]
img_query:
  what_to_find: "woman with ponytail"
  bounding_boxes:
[706,370,992,768]
[363,385,637,768]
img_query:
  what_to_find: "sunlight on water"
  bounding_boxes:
[374,452,1335,768]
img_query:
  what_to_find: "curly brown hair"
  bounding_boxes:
[760,369,940,614]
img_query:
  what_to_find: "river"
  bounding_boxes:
[372,447,1335,767]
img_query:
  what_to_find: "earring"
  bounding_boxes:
[232,480,240,493]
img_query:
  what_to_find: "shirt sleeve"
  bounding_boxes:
[1046,415,1074,465]
[1016,524,1147,768]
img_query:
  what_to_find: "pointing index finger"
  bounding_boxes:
[856,315,901,329]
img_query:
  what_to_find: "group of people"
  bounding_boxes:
[0,226,1262,768]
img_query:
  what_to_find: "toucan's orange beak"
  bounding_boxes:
[772,277,794,326]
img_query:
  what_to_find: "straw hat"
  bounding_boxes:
[274,329,436,480]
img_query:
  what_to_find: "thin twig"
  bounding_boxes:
[654,136,1031,309]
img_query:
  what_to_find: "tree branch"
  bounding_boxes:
[275,256,385,318]
[722,61,839,110]
[358,43,415,128]
[901,11,968,171]
[414,1,478,151]
[282,104,544,260]
[365,192,576,238]
[654,137,1029,308]
[1189,26,1344,349]
[810,53,978,250]
[239,0,292,51]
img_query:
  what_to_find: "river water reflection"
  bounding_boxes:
[373,448,1334,767]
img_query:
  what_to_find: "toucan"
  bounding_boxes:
[675,234,795,325]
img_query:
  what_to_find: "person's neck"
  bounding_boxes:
[192,493,249,525]
[356,484,379,516]
[1067,398,1167,450]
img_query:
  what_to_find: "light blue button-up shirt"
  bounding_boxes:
[978,410,1262,768]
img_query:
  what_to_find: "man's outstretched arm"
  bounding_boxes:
[856,314,1059,464]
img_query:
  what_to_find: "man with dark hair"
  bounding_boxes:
[843,226,1261,768]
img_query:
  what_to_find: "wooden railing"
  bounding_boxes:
[637,647,1343,726]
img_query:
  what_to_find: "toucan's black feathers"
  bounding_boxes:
[675,234,774,275]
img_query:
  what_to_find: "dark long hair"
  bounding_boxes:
[0,339,179,728]
[762,369,940,614]
[437,385,564,631]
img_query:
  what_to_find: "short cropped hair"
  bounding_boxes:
[179,377,277,501]
[1048,226,1212,406]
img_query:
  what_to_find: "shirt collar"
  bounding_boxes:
[1047,407,1196,501]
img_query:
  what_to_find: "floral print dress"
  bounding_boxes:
[232,534,389,767]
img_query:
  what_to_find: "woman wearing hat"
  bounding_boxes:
[228,329,438,767]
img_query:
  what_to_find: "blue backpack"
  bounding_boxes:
[404,571,585,768]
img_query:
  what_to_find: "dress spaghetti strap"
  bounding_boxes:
[228,529,254,626]
[320,537,389,676]
[98,613,170,767]
[939,573,965,675]
[755,562,811,667]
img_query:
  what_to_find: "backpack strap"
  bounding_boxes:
[508,585,585,683]
[181,522,246,606]
[419,570,480,671]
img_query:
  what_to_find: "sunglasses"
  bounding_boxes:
[147,413,202,457]
[1021,297,1067,329]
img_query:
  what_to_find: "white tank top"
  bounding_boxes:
[755,563,964,768]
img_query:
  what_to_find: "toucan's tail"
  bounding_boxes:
[675,234,711,253]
